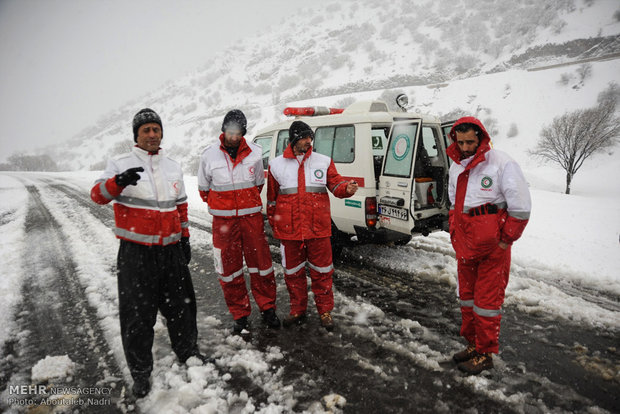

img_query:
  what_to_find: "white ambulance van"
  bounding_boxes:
[253,99,454,256]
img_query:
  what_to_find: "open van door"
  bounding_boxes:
[377,119,423,236]
[441,121,455,166]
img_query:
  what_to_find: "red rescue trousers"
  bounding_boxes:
[212,213,276,320]
[458,245,511,354]
[280,237,334,316]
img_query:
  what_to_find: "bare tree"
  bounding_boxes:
[575,63,592,88]
[529,94,619,194]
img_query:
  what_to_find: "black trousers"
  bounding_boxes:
[117,240,198,380]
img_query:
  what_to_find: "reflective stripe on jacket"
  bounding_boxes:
[267,144,351,240]
[90,146,189,246]
[197,135,264,217]
[447,117,531,260]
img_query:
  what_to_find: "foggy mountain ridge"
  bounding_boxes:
[23,0,620,173]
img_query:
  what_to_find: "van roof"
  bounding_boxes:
[255,100,442,136]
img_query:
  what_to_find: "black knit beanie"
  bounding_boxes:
[132,108,163,142]
[221,109,247,136]
[288,120,314,147]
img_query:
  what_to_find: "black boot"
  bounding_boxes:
[132,376,151,398]
[233,316,250,334]
[261,308,281,329]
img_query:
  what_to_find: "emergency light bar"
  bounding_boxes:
[283,106,344,117]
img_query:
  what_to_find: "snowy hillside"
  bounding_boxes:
[35,0,620,177]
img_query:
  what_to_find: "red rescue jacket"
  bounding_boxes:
[197,135,264,217]
[447,117,531,260]
[267,144,351,240]
[90,146,189,246]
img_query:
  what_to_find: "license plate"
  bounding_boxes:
[378,204,408,221]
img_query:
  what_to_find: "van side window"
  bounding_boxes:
[253,135,273,170]
[275,130,289,157]
[314,125,355,163]
[314,127,335,157]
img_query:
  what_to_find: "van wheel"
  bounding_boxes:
[394,235,412,246]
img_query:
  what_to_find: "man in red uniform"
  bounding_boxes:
[447,117,531,374]
[267,120,358,331]
[91,108,208,398]
[198,110,279,334]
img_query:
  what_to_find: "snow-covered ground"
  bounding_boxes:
[2,166,618,344]
[1,169,618,413]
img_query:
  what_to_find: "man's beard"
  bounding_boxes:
[225,139,241,148]
[296,144,309,153]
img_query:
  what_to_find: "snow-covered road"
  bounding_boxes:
[0,172,618,413]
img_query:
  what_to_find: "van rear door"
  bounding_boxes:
[441,121,455,166]
[377,119,422,235]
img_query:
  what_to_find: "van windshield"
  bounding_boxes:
[275,130,289,157]
[254,135,272,170]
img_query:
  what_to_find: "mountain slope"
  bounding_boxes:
[40,0,620,176]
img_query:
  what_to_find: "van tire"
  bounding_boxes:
[394,235,412,246]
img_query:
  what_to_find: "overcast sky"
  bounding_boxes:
[0,0,307,161]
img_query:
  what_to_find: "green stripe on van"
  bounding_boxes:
[345,199,362,208]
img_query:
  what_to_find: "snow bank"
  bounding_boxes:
[31,355,76,383]
[511,189,620,295]
[0,174,28,349]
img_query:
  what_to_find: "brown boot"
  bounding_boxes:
[320,312,334,331]
[283,313,306,327]
[452,343,476,363]
[457,352,493,375]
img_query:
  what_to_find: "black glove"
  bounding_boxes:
[115,167,144,187]
[180,237,191,264]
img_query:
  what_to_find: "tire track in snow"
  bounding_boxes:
[0,185,127,413]
[35,177,620,412]
[45,180,513,412]
[331,248,620,413]
[37,180,306,411]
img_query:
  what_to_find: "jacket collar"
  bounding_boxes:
[133,145,162,159]
[219,133,251,161]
